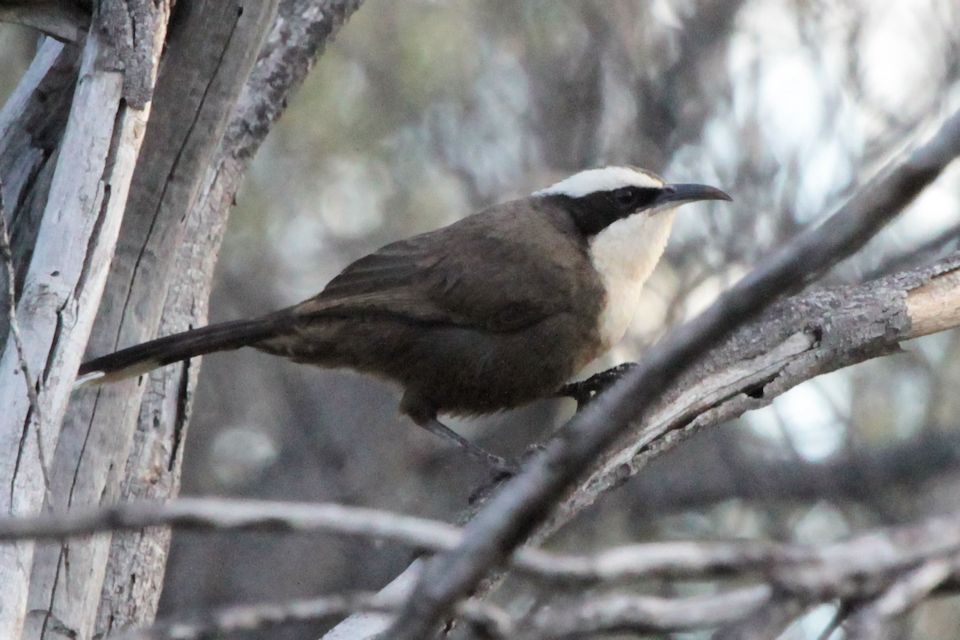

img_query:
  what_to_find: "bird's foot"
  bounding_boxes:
[468,443,552,504]
[557,362,638,409]
[521,442,547,462]
[469,465,515,505]
[477,451,519,477]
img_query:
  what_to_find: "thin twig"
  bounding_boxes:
[0,496,954,638]
[0,496,462,548]
[862,219,960,281]
[3,497,960,592]
[0,181,51,502]
[523,586,772,638]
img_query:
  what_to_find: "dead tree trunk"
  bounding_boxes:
[0,1,363,637]
[0,3,172,636]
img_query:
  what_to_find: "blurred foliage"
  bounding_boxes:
[0,25,35,98]
[3,0,960,637]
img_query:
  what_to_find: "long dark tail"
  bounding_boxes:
[76,312,295,387]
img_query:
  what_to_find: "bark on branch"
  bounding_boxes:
[550,252,960,532]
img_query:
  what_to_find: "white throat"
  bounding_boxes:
[590,209,677,350]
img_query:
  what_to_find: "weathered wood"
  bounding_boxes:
[905,266,960,337]
[24,2,282,638]
[0,4,163,634]
[0,39,77,343]
[0,38,69,217]
[93,2,364,632]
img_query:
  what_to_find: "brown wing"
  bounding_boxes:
[293,206,580,332]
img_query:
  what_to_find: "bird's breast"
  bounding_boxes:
[595,273,648,352]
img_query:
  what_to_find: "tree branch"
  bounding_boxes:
[3,497,960,588]
[387,106,960,638]
[863,219,960,280]
[0,495,954,638]
[0,497,461,548]
[542,253,960,531]
[522,586,772,639]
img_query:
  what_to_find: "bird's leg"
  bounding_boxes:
[419,417,517,475]
[401,393,517,474]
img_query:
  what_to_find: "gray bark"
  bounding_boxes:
[0,0,364,636]
[0,1,170,636]
[92,1,364,634]
[0,39,77,343]
[25,3,279,639]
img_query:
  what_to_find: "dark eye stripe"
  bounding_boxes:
[612,187,660,209]
[542,186,664,238]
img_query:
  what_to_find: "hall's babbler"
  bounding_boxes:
[77,167,731,471]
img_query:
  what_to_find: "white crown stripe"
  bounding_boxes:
[533,167,664,198]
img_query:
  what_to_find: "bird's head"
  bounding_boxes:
[533,165,731,278]
[534,165,732,349]
[533,165,731,237]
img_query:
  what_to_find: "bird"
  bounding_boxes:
[76,166,730,472]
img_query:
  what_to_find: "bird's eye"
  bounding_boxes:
[613,186,659,211]
[613,187,644,209]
